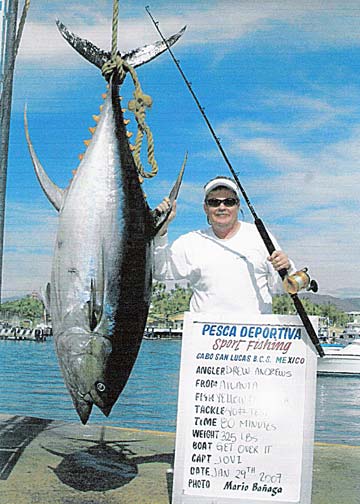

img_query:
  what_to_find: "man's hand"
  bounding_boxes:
[156,198,177,236]
[268,250,291,271]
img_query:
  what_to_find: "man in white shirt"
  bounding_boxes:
[153,176,293,315]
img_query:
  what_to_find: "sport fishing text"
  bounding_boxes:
[201,324,301,340]
[201,324,301,355]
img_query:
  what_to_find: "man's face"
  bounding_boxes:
[203,188,239,230]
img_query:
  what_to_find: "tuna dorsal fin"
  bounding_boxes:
[56,19,186,70]
[24,107,64,212]
[151,152,187,236]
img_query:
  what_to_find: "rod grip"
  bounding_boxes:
[254,217,287,280]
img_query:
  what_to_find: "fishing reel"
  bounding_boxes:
[283,267,318,295]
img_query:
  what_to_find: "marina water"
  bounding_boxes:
[0,338,359,445]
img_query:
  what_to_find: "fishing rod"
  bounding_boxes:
[145,6,324,358]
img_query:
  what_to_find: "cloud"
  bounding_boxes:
[283,207,360,298]
[238,138,306,171]
[18,21,114,67]
[224,121,360,220]
[210,82,360,298]
[9,0,360,302]
[259,91,354,133]
[17,1,360,69]
[221,89,357,141]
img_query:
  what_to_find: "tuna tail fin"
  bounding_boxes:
[56,19,186,71]
[24,106,64,211]
[151,152,187,236]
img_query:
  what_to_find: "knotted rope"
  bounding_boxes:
[101,0,158,180]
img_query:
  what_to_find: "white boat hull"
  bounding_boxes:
[317,342,360,375]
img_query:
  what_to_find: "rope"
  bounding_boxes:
[101,0,125,82]
[127,65,158,179]
[111,0,119,59]
[101,0,158,179]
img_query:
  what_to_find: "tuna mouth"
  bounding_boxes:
[73,395,93,425]
[83,381,109,409]
[71,380,113,424]
[70,383,112,425]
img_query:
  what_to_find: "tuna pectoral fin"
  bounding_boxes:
[151,152,187,236]
[87,278,104,331]
[24,107,64,211]
[39,282,51,314]
[169,152,187,204]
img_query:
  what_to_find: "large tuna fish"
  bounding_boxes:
[24,21,186,424]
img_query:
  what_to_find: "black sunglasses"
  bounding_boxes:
[205,197,239,208]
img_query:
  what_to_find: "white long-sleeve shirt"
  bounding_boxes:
[153,221,293,315]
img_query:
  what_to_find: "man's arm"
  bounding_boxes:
[265,232,295,294]
[267,250,291,272]
[153,199,195,282]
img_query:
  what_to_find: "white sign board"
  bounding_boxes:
[172,313,318,504]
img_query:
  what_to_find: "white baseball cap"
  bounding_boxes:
[204,177,240,199]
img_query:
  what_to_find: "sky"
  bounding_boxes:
[2,0,360,300]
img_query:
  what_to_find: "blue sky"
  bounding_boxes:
[3,0,360,299]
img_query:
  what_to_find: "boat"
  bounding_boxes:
[317,341,360,375]
[337,321,360,343]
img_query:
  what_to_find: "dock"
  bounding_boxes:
[0,413,359,503]
[0,326,50,342]
[144,327,182,340]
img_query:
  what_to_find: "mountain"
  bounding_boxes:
[299,293,360,312]
[2,292,360,313]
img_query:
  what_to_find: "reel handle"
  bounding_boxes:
[309,279,318,293]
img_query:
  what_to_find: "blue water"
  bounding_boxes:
[0,339,359,445]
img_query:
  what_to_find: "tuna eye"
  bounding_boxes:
[95,382,106,393]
